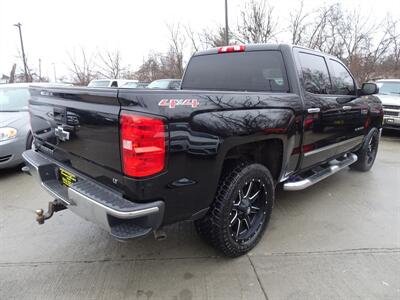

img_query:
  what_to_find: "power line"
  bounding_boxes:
[52,63,57,82]
[39,58,42,81]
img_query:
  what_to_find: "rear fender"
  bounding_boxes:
[191,108,298,183]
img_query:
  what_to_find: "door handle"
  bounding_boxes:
[342,106,352,111]
[307,108,320,113]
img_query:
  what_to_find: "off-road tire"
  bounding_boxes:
[350,127,380,172]
[195,163,274,257]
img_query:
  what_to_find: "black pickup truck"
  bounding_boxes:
[23,44,383,257]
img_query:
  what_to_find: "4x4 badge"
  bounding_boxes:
[159,98,199,109]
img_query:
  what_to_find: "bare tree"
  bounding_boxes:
[236,0,278,44]
[332,9,392,82]
[59,0,400,85]
[184,25,201,52]
[9,64,16,83]
[135,52,163,82]
[288,1,310,45]
[201,27,227,47]
[97,49,124,79]
[166,23,186,78]
[386,18,400,77]
[305,4,340,52]
[67,48,98,86]
[135,23,186,80]
[184,24,228,53]
[285,2,398,83]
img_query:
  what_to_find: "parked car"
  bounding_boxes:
[120,81,149,89]
[147,79,181,90]
[88,79,138,88]
[0,83,71,169]
[375,79,400,130]
[23,44,382,257]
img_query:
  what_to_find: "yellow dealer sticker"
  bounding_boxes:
[59,168,77,187]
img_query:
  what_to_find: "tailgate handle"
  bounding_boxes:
[307,108,320,113]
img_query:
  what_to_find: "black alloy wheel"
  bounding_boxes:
[229,179,268,244]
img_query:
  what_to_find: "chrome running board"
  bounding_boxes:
[283,153,358,191]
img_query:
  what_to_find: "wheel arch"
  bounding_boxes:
[219,137,285,183]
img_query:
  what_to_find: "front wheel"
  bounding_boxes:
[195,163,274,257]
[350,128,380,172]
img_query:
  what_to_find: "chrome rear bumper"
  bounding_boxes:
[22,150,164,239]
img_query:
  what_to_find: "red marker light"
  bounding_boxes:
[218,45,246,53]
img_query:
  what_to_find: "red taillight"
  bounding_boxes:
[120,113,166,177]
[217,45,245,53]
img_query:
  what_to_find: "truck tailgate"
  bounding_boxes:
[29,87,121,173]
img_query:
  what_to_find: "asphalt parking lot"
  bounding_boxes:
[0,133,399,300]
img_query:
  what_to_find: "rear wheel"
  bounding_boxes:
[350,128,380,172]
[195,163,274,257]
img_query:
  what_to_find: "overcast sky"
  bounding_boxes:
[1,0,399,81]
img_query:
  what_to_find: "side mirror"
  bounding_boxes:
[360,82,379,96]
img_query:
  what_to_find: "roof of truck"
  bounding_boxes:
[194,43,282,56]
[193,43,331,57]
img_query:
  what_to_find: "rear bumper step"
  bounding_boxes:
[22,150,164,240]
[283,153,358,191]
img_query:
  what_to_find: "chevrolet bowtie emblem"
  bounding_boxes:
[55,125,70,141]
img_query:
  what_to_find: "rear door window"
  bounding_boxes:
[182,50,289,92]
[298,52,332,94]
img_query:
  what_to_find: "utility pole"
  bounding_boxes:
[52,63,57,82]
[13,22,29,82]
[224,0,229,45]
[38,58,42,82]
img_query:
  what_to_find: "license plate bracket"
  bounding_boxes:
[59,168,77,187]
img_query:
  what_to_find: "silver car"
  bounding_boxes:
[0,83,70,169]
[376,79,400,130]
[0,83,33,169]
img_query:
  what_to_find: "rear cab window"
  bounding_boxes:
[181,50,289,92]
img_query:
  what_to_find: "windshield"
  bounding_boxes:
[147,80,171,89]
[88,80,110,87]
[377,81,400,95]
[0,87,30,112]
[121,82,138,88]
